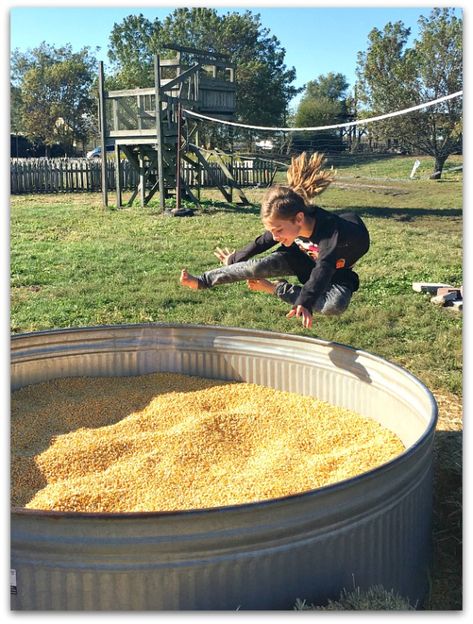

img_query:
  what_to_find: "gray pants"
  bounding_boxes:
[197,252,352,316]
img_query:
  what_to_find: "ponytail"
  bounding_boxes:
[261,152,336,222]
[287,152,336,201]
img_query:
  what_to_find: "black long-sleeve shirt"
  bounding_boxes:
[228,207,370,312]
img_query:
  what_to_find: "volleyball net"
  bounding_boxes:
[181,91,463,182]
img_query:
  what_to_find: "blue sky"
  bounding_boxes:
[8,1,464,110]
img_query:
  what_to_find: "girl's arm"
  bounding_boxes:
[226,230,277,264]
[286,305,313,329]
[294,229,339,312]
[295,260,337,312]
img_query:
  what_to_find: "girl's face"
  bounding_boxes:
[262,213,304,246]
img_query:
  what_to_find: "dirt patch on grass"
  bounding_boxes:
[333,181,410,196]
[433,389,462,430]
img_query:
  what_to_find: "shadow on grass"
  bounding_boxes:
[198,200,261,216]
[427,428,462,610]
[196,202,461,221]
[330,206,462,220]
[11,373,237,510]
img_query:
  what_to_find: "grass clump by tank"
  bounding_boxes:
[294,585,416,610]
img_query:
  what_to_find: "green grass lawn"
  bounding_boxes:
[270,153,463,184]
[10,157,463,609]
[11,171,462,396]
[330,153,463,181]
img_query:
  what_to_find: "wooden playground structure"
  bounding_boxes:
[98,45,251,211]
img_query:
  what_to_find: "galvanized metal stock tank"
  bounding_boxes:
[11,324,437,610]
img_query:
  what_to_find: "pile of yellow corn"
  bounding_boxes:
[11,373,405,513]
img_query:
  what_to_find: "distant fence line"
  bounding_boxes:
[10,157,277,195]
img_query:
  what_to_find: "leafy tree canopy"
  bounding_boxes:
[11,43,98,154]
[303,72,349,102]
[107,8,301,125]
[355,8,462,176]
[291,72,350,153]
[295,72,350,127]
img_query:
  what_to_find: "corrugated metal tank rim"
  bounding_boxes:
[11,323,438,520]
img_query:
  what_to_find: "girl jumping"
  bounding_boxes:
[180,152,370,329]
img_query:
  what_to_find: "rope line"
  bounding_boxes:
[182,91,463,132]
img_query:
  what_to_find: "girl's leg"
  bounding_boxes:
[185,252,294,289]
[314,284,353,315]
[274,280,302,305]
[275,281,353,315]
[246,279,277,294]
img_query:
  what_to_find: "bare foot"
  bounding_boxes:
[246,279,277,295]
[180,269,201,290]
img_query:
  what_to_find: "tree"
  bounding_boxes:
[106,13,161,88]
[292,72,350,153]
[10,84,23,133]
[11,43,98,155]
[10,83,25,157]
[355,9,462,177]
[295,72,349,126]
[303,73,349,103]
[107,8,301,126]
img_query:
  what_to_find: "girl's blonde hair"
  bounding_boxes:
[261,152,336,221]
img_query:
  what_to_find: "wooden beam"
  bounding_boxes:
[115,145,122,208]
[98,61,108,208]
[160,63,201,93]
[120,146,142,207]
[159,59,180,67]
[144,181,159,205]
[176,102,183,211]
[269,165,278,186]
[154,54,166,213]
[211,150,250,205]
[180,154,202,207]
[188,145,232,202]
[162,43,231,62]
[127,188,138,207]
[107,87,156,97]
[109,130,159,138]
[139,150,145,208]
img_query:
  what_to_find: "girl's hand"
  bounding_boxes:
[214,247,235,265]
[286,305,313,329]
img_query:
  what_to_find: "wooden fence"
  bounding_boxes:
[10,157,277,195]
